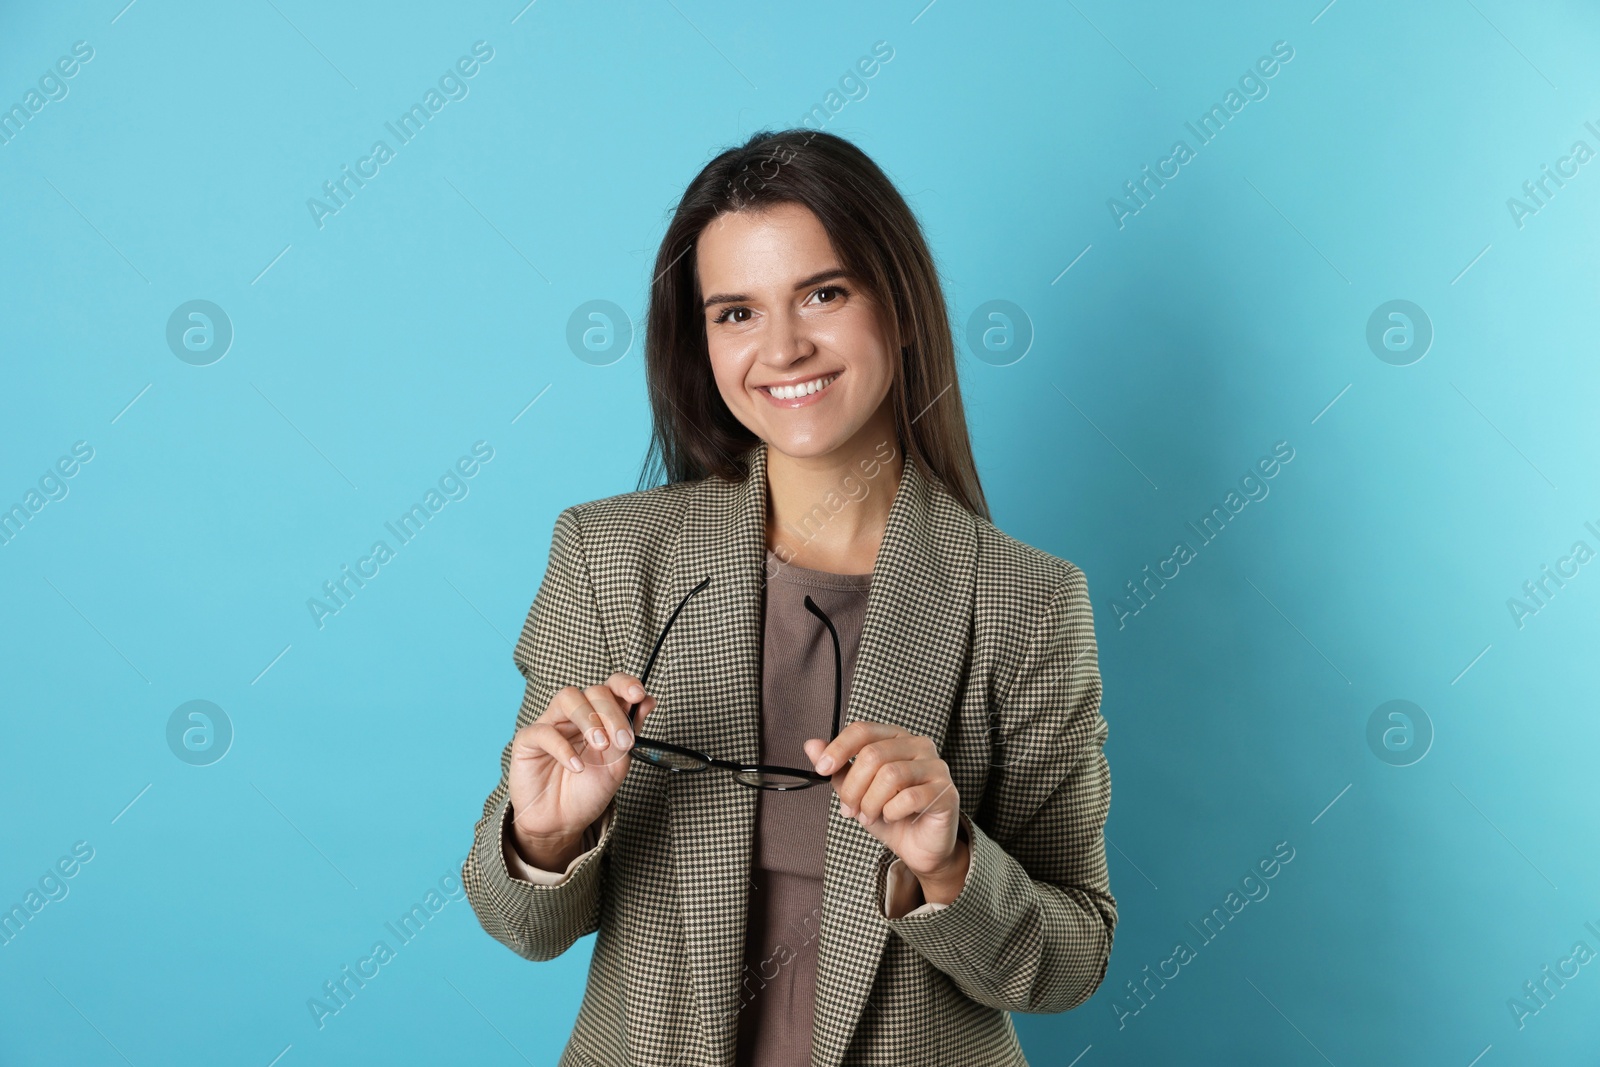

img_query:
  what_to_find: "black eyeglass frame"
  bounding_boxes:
[624,577,843,791]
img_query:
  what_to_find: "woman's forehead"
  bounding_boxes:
[695,206,841,288]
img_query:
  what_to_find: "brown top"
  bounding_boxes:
[733,549,872,1067]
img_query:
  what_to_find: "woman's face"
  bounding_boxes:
[696,202,896,463]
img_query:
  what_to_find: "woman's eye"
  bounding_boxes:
[714,306,752,324]
[812,284,848,305]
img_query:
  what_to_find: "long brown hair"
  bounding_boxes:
[638,128,989,521]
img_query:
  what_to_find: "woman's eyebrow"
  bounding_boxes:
[701,267,849,310]
[792,267,849,291]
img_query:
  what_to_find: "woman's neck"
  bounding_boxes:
[764,422,904,575]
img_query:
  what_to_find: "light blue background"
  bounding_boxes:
[3,1,1598,1064]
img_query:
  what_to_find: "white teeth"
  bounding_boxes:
[766,373,837,400]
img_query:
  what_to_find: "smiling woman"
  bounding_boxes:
[692,203,903,573]
[642,132,987,535]
[462,129,1115,1067]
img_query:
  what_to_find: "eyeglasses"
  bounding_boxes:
[626,577,841,790]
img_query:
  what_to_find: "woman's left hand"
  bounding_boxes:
[804,722,970,905]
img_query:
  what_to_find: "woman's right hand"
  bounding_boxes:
[506,672,656,871]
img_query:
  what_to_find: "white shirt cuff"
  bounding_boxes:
[885,857,950,918]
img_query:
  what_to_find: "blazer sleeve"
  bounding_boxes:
[462,506,619,962]
[879,563,1116,1013]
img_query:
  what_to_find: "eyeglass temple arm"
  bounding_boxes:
[803,595,844,741]
[630,577,712,728]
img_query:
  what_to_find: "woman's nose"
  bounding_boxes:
[760,311,815,366]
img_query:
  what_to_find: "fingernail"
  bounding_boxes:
[815,756,835,775]
[839,802,854,817]
[617,729,633,750]
[591,728,608,748]
[629,685,645,700]
[568,756,584,772]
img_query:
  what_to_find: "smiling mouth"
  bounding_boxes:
[760,373,840,400]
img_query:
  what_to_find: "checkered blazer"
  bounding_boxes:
[462,441,1116,1067]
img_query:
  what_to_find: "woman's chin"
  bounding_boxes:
[761,427,860,465]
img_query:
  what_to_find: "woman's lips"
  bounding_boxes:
[757,372,840,407]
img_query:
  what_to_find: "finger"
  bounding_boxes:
[604,671,649,709]
[514,721,585,774]
[833,737,934,813]
[880,779,959,824]
[603,669,657,731]
[548,686,607,748]
[583,684,635,751]
[634,695,658,724]
[813,720,906,776]
[849,756,946,822]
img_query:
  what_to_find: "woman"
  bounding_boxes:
[462,129,1115,1067]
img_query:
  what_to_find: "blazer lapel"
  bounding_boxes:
[658,443,769,1064]
[651,440,977,1066]
[810,444,978,1067]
